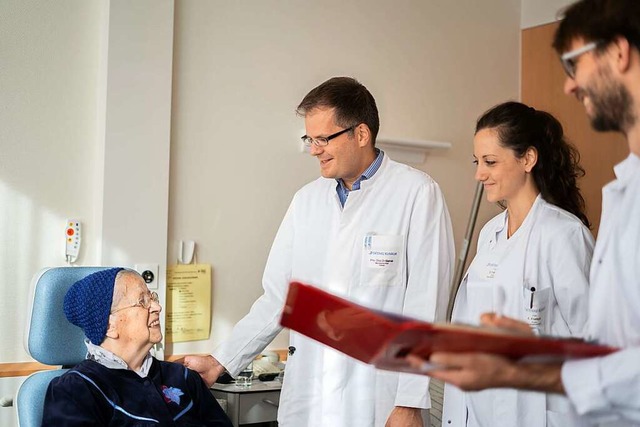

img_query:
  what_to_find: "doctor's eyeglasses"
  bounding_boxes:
[110,291,159,314]
[301,126,356,148]
[560,41,601,79]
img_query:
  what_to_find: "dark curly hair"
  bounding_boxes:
[476,101,591,228]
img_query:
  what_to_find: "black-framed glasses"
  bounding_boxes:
[110,291,159,314]
[560,41,601,79]
[301,126,356,148]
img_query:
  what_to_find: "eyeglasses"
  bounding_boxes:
[301,126,355,148]
[560,41,601,79]
[110,291,159,314]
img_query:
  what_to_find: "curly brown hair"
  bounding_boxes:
[476,101,591,228]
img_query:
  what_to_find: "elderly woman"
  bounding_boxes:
[42,268,232,426]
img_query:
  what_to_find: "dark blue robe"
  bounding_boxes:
[42,358,232,426]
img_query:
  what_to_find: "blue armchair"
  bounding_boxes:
[16,267,110,427]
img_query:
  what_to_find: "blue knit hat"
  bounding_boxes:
[64,268,123,345]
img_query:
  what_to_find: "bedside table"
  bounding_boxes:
[211,381,281,427]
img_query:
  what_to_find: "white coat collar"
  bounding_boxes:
[489,194,544,249]
[611,152,640,188]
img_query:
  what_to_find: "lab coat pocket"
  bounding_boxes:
[523,286,551,335]
[464,282,494,325]
[360,234,404,286]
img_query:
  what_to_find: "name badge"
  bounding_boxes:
[361,234,404,286]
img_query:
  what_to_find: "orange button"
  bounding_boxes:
[67,228,74,236]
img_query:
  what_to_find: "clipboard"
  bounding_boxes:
[280,282,617,374]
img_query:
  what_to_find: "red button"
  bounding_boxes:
[67,228,74,236]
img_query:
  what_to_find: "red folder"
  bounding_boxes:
[280,282,617,373]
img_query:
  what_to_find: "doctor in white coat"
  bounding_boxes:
[443,101,594,427]
[184,77,455,427]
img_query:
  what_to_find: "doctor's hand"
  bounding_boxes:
[385,406,423,427]
[406,352,564,394]
[181,355,226,387]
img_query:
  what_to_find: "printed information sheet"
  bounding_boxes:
[166,264,211,342]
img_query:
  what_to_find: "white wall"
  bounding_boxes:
[2,1,174,422]
[521,0,574,29]
[1,0,174,362]
[0,0,523,412]
[99,0,175,357]
[1,1,523,421]
[1,1,104,423]
[1,0,105,362]
[167,0,519,355]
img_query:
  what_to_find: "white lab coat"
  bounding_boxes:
[443,195,594,427]
[213,155,455,427]
[562,154,640,426]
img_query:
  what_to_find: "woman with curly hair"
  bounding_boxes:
[443,101,594,427]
